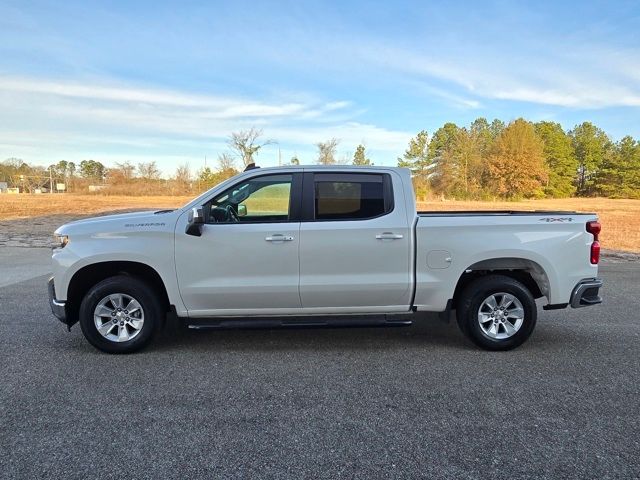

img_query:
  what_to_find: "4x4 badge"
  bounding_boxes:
[539,217,573,222]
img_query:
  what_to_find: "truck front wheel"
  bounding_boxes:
[78,275,164,354]
[456,275,537,351]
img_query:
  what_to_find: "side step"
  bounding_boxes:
[185,314,413,330]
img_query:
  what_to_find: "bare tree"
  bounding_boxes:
[174,163,191,184]
[228,128,273,167]
[137,161,161,180]
[115,161,136,180]
[316,138,340,165]
[217,153,236,172]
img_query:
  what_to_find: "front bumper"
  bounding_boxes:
[48,277,68,325]
[570,278,603,308]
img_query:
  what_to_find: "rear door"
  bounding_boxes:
[298,171,412,312]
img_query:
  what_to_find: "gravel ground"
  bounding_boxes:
[0,252,639,479]
[0,211,143,248]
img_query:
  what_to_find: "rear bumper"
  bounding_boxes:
[48,277,68,324]
[570,278,603,308]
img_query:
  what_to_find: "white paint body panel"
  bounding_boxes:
[51,166,599,319]
[299,170,412,311]
[414,214,598,311]
[51,210,185,315]
[174,219,302,316]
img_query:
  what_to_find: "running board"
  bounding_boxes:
[185,314,413,330]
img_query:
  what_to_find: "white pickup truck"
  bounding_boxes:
[49,166,603,353]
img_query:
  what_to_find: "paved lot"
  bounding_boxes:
[0,248,52,288]
[0,250,639,479]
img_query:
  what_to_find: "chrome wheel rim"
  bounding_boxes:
[477,292,524,340]
[94,293,144,343]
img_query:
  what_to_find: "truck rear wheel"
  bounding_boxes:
[78,275,164,354]
[456,274,537,351]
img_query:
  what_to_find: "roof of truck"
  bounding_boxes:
[246,164,405,171]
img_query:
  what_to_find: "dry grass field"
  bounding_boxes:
[417,197,640,252]
[1,194,638,252]
[0,194,193,220]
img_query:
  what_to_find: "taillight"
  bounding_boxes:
[590,241,600,264]
[586,221,601,237]
[586,221,601,264]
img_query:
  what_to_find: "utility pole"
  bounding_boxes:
[49,167,53,194]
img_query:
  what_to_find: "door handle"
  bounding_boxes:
[376,232,404,240]
[265,234,294,242]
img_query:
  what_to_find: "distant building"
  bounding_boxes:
[0,182,7,193]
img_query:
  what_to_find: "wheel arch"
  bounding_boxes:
[452,257,550,308]
[66,261,170,326]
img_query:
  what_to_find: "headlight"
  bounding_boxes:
[53,234,69,249]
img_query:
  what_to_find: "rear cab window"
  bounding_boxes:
[311,173,393,221]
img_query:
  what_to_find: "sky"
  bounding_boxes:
[1,0,639,175]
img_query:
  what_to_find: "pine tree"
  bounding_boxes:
[470,117,493,157]
[352,144,372,165]
[569,122,611,196]
[428,123,460,195]
[596,136,640,198]
[489,119,506,139]
[452,127,483,197]
[534,121,578,197]
[398,130,430,198]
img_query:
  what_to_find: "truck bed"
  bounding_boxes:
[418,210,593,216]
[412,211,599,312]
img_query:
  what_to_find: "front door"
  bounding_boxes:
[175,173,303,316]
[299,172,412,312]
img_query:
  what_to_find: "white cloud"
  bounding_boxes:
[254,28,640,110]
[0,76,411,172]
[351,41,640,109]
[0,77,345,117]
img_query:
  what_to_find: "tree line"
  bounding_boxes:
[0,157,170,194]
[398,118,640,199]
[1,120,638,198]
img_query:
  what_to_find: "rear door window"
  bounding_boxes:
[313,173,392,220]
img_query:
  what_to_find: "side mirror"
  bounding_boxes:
[237,204,247,217]
[186,207,204,237]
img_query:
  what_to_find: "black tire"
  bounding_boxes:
[78,275,164,354]
[456,274,537,351]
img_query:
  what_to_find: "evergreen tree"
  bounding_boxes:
[596,136,640,198]
[428,122,460,194]
[452,127,483,196]
[534,121,578,197]
[569,122,611,196]
[398,130,429,178]
[352,144,372,165]
[489,119,506,139]
[79,160,106,181]
[398,130,430,198]
[470,117,493,157]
